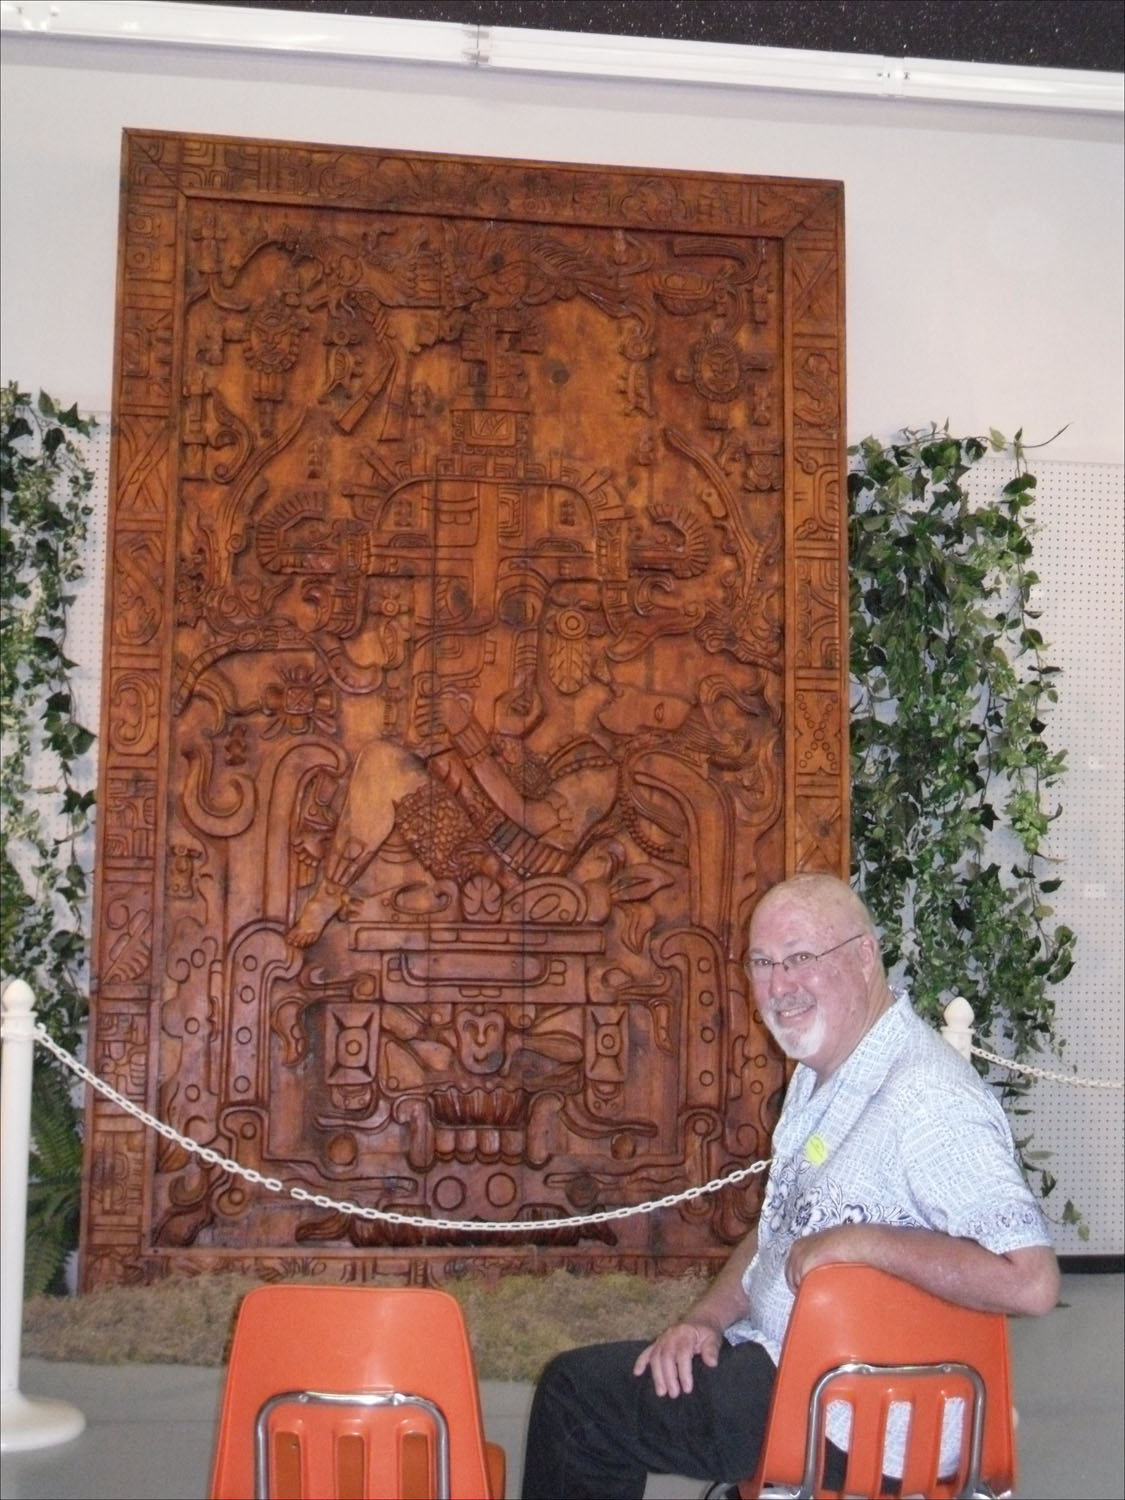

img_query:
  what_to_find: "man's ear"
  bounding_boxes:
[857,933,880,976]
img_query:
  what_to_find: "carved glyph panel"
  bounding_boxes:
[83,133,847,1288]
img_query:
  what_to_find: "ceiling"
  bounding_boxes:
[187,1,1124,74]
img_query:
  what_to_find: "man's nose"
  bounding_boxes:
[769,961,799,996]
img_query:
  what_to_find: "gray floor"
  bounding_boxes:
[2,1274,1121,1500]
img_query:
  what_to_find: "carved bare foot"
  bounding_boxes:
[286,881,346,948]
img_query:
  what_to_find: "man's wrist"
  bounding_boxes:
[681,1309,731,1341]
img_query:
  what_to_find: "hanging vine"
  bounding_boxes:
[1,383,97,1290]
[848,425,1080,1226]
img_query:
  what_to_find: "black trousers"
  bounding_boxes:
[519,1337,777,1500]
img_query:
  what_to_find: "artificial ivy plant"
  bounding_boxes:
[1,383,97,1293]
[848,426,1079,1225]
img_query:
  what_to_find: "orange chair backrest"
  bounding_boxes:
[209,1284,502,1500]
[741,1263,1016,1500]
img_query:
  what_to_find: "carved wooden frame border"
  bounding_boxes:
[83,131,847,1287]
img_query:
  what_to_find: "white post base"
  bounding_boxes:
[2,979,87,1454]
[1,1387,86,1452]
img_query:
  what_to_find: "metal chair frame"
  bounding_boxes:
[254,1388,451,1500]
[209,1284,503,1500]
[758,1358,993,1500]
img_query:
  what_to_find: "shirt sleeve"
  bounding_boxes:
[898,1078,1053,1253]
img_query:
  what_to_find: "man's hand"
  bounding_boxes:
[631,1223,757,1398]
[632,1320,723,1398]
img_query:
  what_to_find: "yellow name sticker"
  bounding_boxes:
[804,1134,829,1166]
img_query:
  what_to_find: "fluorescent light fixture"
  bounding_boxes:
[0,0,473,64]
[892,54,1123,110]
[478,26,1123,113]
[481,28,898,96]
[2,0,1121,116]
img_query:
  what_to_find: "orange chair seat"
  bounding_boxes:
[209,1285,504,1500]
[738,1264,1016,1500]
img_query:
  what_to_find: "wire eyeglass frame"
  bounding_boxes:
[745,932,866,979]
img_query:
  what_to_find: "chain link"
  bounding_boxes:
[970,1044,1123,1090]
[32,1027,769,1232]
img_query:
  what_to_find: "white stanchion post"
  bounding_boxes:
[1,978,85,1452]
[941,995,975,1062]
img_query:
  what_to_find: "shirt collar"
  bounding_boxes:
[791,989,911,1103]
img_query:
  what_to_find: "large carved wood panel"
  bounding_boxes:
[83,131,847,1289]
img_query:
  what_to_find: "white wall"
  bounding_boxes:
[2,27,1122,1254]
[2,33,1122,461]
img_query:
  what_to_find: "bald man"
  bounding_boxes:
[520,874,1059,1499]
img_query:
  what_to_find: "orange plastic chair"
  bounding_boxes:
[209,1285,506,1500]
[738,1263,1017,1500]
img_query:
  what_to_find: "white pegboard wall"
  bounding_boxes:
[973,456,1124,1257]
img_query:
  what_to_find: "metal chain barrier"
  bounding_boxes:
[30,1026,1121,1235]
[970,1044,1123,1089]
[32,1026,769,1233]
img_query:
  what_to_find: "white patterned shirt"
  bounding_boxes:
[725,992,1051,1474]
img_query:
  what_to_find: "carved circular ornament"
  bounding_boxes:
[552,606,590,640]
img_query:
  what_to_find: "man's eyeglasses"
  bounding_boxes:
[745,933,865,978]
